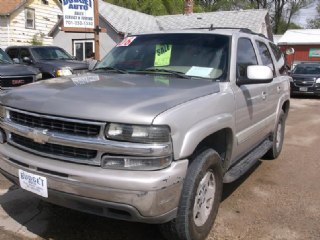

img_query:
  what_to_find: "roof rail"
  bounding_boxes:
[183,25,267,39]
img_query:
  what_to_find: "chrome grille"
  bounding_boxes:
[11,133,97,160]
[10,111,101,137]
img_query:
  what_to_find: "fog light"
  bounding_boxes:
[101,155,172,171]
[0,128,6,144]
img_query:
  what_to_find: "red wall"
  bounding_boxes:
[279,45,320,67]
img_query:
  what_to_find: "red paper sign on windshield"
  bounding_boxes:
[117,37,137,47]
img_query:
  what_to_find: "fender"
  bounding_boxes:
[177,113,234,160]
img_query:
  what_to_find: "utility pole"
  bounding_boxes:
[93,0,100,60]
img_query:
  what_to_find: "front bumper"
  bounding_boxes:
[290,83,320,96]
[0,143,188,223]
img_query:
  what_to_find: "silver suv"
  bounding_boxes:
[0,28,290,240]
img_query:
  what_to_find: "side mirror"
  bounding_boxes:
[237,65,273,85]
[22,57,32,64]
[285,48,295,55]
[13,58,20,64]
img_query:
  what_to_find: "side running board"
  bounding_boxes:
[223,139,273,183]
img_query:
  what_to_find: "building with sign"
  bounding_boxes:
[278,29,320,68]
[49,0,272,61]
[0,0,62,48]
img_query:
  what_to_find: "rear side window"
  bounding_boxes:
[256,41,275,74]
[269,42,288,75]
[269,42,282,61]
[237,38,258,78]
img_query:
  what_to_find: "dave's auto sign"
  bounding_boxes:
[62,0,94,28]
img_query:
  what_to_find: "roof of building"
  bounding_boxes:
[278,29,320,45]
[99,0,270,37]
[272,34,283,44]
[156,9,269,34]
[0,0,26,15]
[99,0,159,34]
[50,1,271,38]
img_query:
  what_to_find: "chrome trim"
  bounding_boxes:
[0,108,172,164]
[6,107,105,126]
[1,120,172,157]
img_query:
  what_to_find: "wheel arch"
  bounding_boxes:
[282,99,290,119]
[189,128,234,171]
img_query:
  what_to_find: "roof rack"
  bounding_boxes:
[184,25,267,39]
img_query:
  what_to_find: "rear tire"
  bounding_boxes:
[159,149,223,240]
[264,110,286,159]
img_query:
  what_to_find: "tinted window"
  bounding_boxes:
[269,42,287,75]
[293,64,320,74]
[96,34,230,80]
[237,38,258,78]
[20,48,31,59]
[269,42,282,61]
[6,48,19,59]
[256,41,275,75]
[0,49,13,64]
[31,47,72,60]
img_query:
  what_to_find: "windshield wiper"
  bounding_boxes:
[93,66,128,74]
[132,68,191,79]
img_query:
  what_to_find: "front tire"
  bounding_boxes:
[160,149,223,240]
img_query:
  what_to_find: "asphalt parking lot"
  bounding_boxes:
[0,97,319,240]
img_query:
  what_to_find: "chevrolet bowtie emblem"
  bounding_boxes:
[27,129,50,144]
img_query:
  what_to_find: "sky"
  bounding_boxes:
[293,0,319,27]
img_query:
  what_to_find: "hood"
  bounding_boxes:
[291,74,319,82]
[0,63,39,76]
[37,59,88,70]
[0,73,220,124]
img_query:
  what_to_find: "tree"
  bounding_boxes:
[307,2,320,28]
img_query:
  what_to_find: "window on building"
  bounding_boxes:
[73,40,95,61]
[25,8,35,29]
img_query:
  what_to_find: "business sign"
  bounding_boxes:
[62,0,94,29]
[309,48,320,57]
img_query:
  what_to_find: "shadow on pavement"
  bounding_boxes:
[0,161,263,240]
[221,161,262,201]
[0,185,165,240]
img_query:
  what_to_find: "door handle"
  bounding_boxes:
[262,91,267,100]
[277,86,281,93]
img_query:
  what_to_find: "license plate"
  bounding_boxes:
[299,87,308,92]
[18,170,48,198]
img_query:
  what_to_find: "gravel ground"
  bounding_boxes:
[0,97,319,240]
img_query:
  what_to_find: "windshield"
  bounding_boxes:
[0,49,13,64]
[31,47,73,60]
[96,34,230,80]
[293,64,320,75]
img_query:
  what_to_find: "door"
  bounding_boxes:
[73,40,94,61]
[233,37,270,161]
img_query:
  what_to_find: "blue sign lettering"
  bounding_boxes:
[63,0,92,8]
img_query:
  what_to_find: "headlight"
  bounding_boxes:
[56,68,72,77]
[101,155,172,170]
[35,73,42,80]
[316,78,320,84]
[105,123,171,143]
